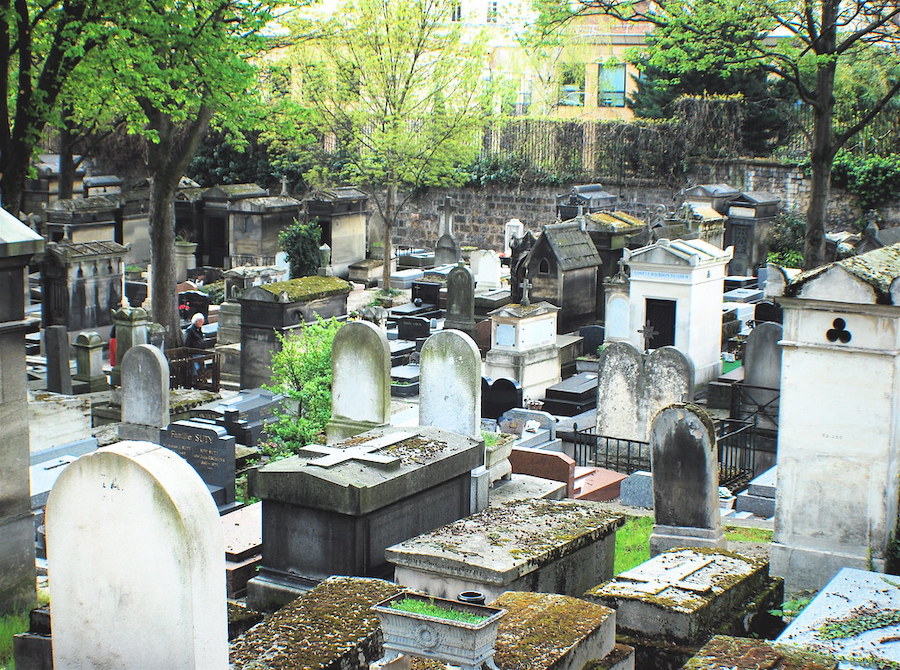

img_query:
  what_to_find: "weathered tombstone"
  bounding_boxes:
[326,321,391,443]
[110,305,150,386]
[45,441,228,668]
[434,197,461,266]
[215,300,241,345]
[619,470,653,509]
[160,420,237,506]
[119,344,170,441]
[443,262,476,336]
[397,316,430,341]
[579,325,605,357]
[72,331,109,393]
[596,342,693,443]
[742,321,783,431]
[419,330,482,439]
[649,404,725,555]
[0,207,43,615]
[44,325,72,394]
[471,249,502,291]
[473,318,492,354]
[482,377,524,420]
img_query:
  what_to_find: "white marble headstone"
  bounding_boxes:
[419,330,482,439]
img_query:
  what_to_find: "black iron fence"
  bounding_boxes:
[566,417,757,492]
[166,347,220,392]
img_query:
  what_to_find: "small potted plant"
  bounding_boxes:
[372,592,506,670]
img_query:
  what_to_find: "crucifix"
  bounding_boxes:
[437,196,455,238]
[520,275,533,306]
[637,320,658,353]
[280,175,289,197]
[299,431,414,468]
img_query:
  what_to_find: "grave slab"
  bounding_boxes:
[246,426,482,610]
[584,548,771,645]
[619,471,653,509]
[387,498,624,602]
[487,474,567,505]
[222,502,262,598]
[682,636,837,669]
[160,419,236,506]
[777,567,900,669]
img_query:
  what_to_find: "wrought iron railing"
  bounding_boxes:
[166,347,220,392]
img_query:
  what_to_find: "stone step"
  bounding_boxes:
[515,428,552,449]
[573,467,627,502]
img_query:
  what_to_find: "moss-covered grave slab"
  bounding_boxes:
[230,577,403,670]
[386,499,625,602]
[681,636,838,669]
[584,548,769,645]
[258,276,351,303]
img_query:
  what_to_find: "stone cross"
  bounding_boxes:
[300,431,414,468]
[438,197,455,237]
[637,321,658,352]
[520,277,533,307]
[613,556,714,595]
[280,175,289,197]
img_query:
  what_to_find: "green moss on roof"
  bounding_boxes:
[787,243,900,303]
[260,276,351,302]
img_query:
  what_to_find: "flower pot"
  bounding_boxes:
[372,592,506,670]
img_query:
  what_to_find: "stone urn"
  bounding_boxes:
[372,592,506,670]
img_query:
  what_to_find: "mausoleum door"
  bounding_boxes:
[646,298,676,349]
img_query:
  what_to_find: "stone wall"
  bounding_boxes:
[387,159,900,252]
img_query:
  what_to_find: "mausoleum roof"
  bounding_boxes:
[47,240,128,259]
[786,243,900,304]
[625,238,732,266]
[489,301,559,319]
[731,191,779,205]
[202,183,268,200]
[0,208,44,258]
[584,211,645,232]
[246,275,350,302]
[306,186,368,202]
[538,220,602,271]
[44,195,120,212]
[683,183,739,198]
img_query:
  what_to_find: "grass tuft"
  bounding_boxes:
[614,516,653,574]
[388,597,488,623]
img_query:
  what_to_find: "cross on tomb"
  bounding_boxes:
[300,431,416,468]
[637,320,658,353]
[520,277,533,307]
[438,197,456,237]
[612,556,714,596]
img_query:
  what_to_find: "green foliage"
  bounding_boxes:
[614,516,653,574]
[465,154,580,187]
[767,210,806,267]
[262,318,342,459]
[0,609,30,669]
[832,152,900,210]
[723,525,773,543]
[388,597,488,623]
[279,220,323,280]
[818,610,900,640]
[198,281,226,305]
[769,595,813,619]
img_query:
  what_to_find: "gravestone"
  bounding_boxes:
[434,234,460,266]
[471,249,502,291]
[649,404,725,555]
[753,300,782,323]
[246,426,482,610]
[45,441,227,669]
[0,207,43,615]
[160,420,236,506]
[619,471,653,509]
[596,342,693,443]
[482,377,524,420]
[397,316,430,341]
[473,318,492,354]
[443,262,476,336]
[72,331,109,393]
[419,330,482,439]
[216,300,241,345]
[579,325,605,357]
[44,325,72,395]
[326,321,391,443]
[742,322,783,431]
[119,344,170,441]
[504,219,525,257]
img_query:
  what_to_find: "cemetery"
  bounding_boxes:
[3,4,900,663]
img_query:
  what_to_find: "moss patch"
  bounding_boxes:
[229,577,403,669]
[682,635,838,669]
[493,591,613,670]
[260,276,351,303]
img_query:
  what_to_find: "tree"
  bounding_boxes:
[0,0,135,210]
[279,219,322,278]
[293,0,491,290]
[572,0,900,269]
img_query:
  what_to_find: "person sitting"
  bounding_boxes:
[183,313,206,350]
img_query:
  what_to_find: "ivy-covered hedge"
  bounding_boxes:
[832,151,900,210]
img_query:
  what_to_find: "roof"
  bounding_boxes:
[45,195,120,212]
[202,183,268,200]
[83,175,123,187]
[683,183,740,199]
[536,220,602,271]
[47,240,127,260]
[34,154,86,177]
[235,196,302,210]
[0,208,44,258]
[584,211,646,232]
[489,301,559,318]
[731,191,779,206]
[625,237,732,266]
[786,243,900,303]
[305,187,368,202]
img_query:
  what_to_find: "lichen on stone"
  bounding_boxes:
[260,276,351,303]
[682,635,838,669]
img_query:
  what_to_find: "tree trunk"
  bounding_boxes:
[0,134,32,213]
[58,115,76,200]
[142,104,213,340]
[381,181,396,292]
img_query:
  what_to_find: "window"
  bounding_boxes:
[487,1,497,22]
[557,64,585,107]
[598,62,627,107]
[451,2,461,21]
[538,258,550,275]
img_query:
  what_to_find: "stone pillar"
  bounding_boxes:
[44,324,73,394]
[0,207,44,615]
[110,306,150,386]
[174,242,198,283]
[73,331,109,393]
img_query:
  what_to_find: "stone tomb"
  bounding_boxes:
[160,419,236,506]
[540,371,598,417]
[735,466,776,518]
[776,567,900,668]
[585,548,778,668]
[682,636,837,670]
[246,426,482,611]
[386,498,624,603]
[45,441,227,669]
[222,502,262,598]
[191,387,283,447]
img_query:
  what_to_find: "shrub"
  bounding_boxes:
[279,219,323,279]
[832,151,900,211]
